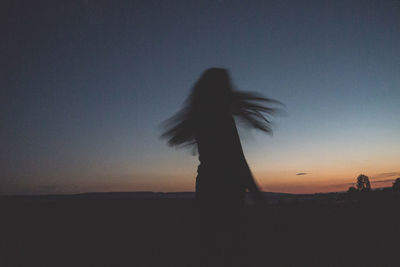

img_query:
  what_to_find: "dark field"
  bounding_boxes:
[1,191,400,267]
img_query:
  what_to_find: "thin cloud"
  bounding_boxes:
[330,179,395,188]
[371,179,396,184]
[372,172,400,179]
[37,185,61,194]
[39,185,59,190]
[37,185,78,194]
[330,182,354,188]
[296,173,308,176]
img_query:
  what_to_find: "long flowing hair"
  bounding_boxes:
[161,68,283,149]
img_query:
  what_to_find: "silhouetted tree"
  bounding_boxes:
[356,174,371,191]
[393,178,400,192]
[347,186,357,193]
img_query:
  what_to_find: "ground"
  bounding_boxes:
[1,191,399,266]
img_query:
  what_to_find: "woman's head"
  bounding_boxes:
[196,68,231,89]
[190,68,233,116]
[161,67,283,148]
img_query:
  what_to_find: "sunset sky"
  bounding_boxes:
[2,0,400,195]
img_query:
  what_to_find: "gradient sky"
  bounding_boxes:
[2,0,400,195]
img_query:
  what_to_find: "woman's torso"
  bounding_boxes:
[195,115,248,203]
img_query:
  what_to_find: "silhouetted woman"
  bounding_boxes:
[161,68,281,266]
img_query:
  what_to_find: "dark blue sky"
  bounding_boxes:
[2,0,400,194]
